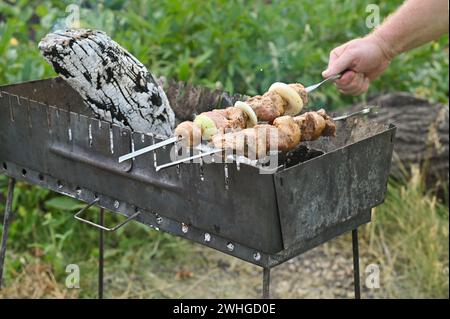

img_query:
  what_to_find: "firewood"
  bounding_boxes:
[341,93,449,184]
[38,29,175,137]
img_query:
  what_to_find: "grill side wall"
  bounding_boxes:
[274,126,396,249]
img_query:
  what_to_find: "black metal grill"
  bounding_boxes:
[0,77,396,298]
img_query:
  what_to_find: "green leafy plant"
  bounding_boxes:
[364,169,449,298]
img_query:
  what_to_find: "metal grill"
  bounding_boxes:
[0,77,396,298]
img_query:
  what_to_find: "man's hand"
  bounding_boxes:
[322,0,448,96]
[322,35,393,96]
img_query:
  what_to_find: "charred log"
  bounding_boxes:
[340,93,449,184]
[38,29,175,137]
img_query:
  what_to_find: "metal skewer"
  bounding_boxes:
[119,74,367,163]
[118,136,182,163]
[127,106,377,168]
[155,106,377,171]
[305,73,343,93]
[155,149,222,172]
[332,106,378,121]
[119,76,338,163]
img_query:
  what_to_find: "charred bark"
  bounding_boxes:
[340,93,449,184]
[39,29,175,137]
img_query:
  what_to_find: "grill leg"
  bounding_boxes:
[98,207,104,299]
[262,267,271,299]
[0,178,16,289]
[352,228,361,299]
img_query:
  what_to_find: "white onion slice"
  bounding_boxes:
[268,82,303,116]
[194,114,218,141]
[235,101,258,128]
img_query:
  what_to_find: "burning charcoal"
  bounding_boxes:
[38,29,175,137]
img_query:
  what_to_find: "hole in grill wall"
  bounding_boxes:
[21,169,27,176]
[2,162,7,170]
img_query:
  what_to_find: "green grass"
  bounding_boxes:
[0,0,449,298]
[0,176,191,298]
[1,173,448,298]
[1,0,448,106]
[363,170,449,298]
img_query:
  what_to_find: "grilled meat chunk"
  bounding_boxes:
[173,82,309,147]
[212,110,334,156]
[317,109,337,137]
[294,109,336,140]
[176,107,248,145]
[212,124,277,158]
[273,116,301,152]
[199,107,248,133]
[245,83,308,123]
[288,83,308,105]
[174,121,201,146]
[246,91,287,123]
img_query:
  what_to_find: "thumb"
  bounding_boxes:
[322,52,355,78]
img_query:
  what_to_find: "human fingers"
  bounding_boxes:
[351,77,370,96]
[334,70,356,86]
[337,73,366,95]
[322,45,355,78]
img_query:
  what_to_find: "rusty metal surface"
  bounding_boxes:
[0,78,396,267]
[0,80,283,255]
[2,77,90,116]
[274,122,396,249]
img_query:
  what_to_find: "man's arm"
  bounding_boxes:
[375,0,448,58]
[322,0,449,96]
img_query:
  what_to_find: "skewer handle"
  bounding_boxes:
[305,73,343,93]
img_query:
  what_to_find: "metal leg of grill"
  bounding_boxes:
[262,267,271,299]
[98,207,104,299]
[352,228,361,299]
[0,178,16,289]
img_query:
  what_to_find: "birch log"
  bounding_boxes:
[38,29,175,137]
